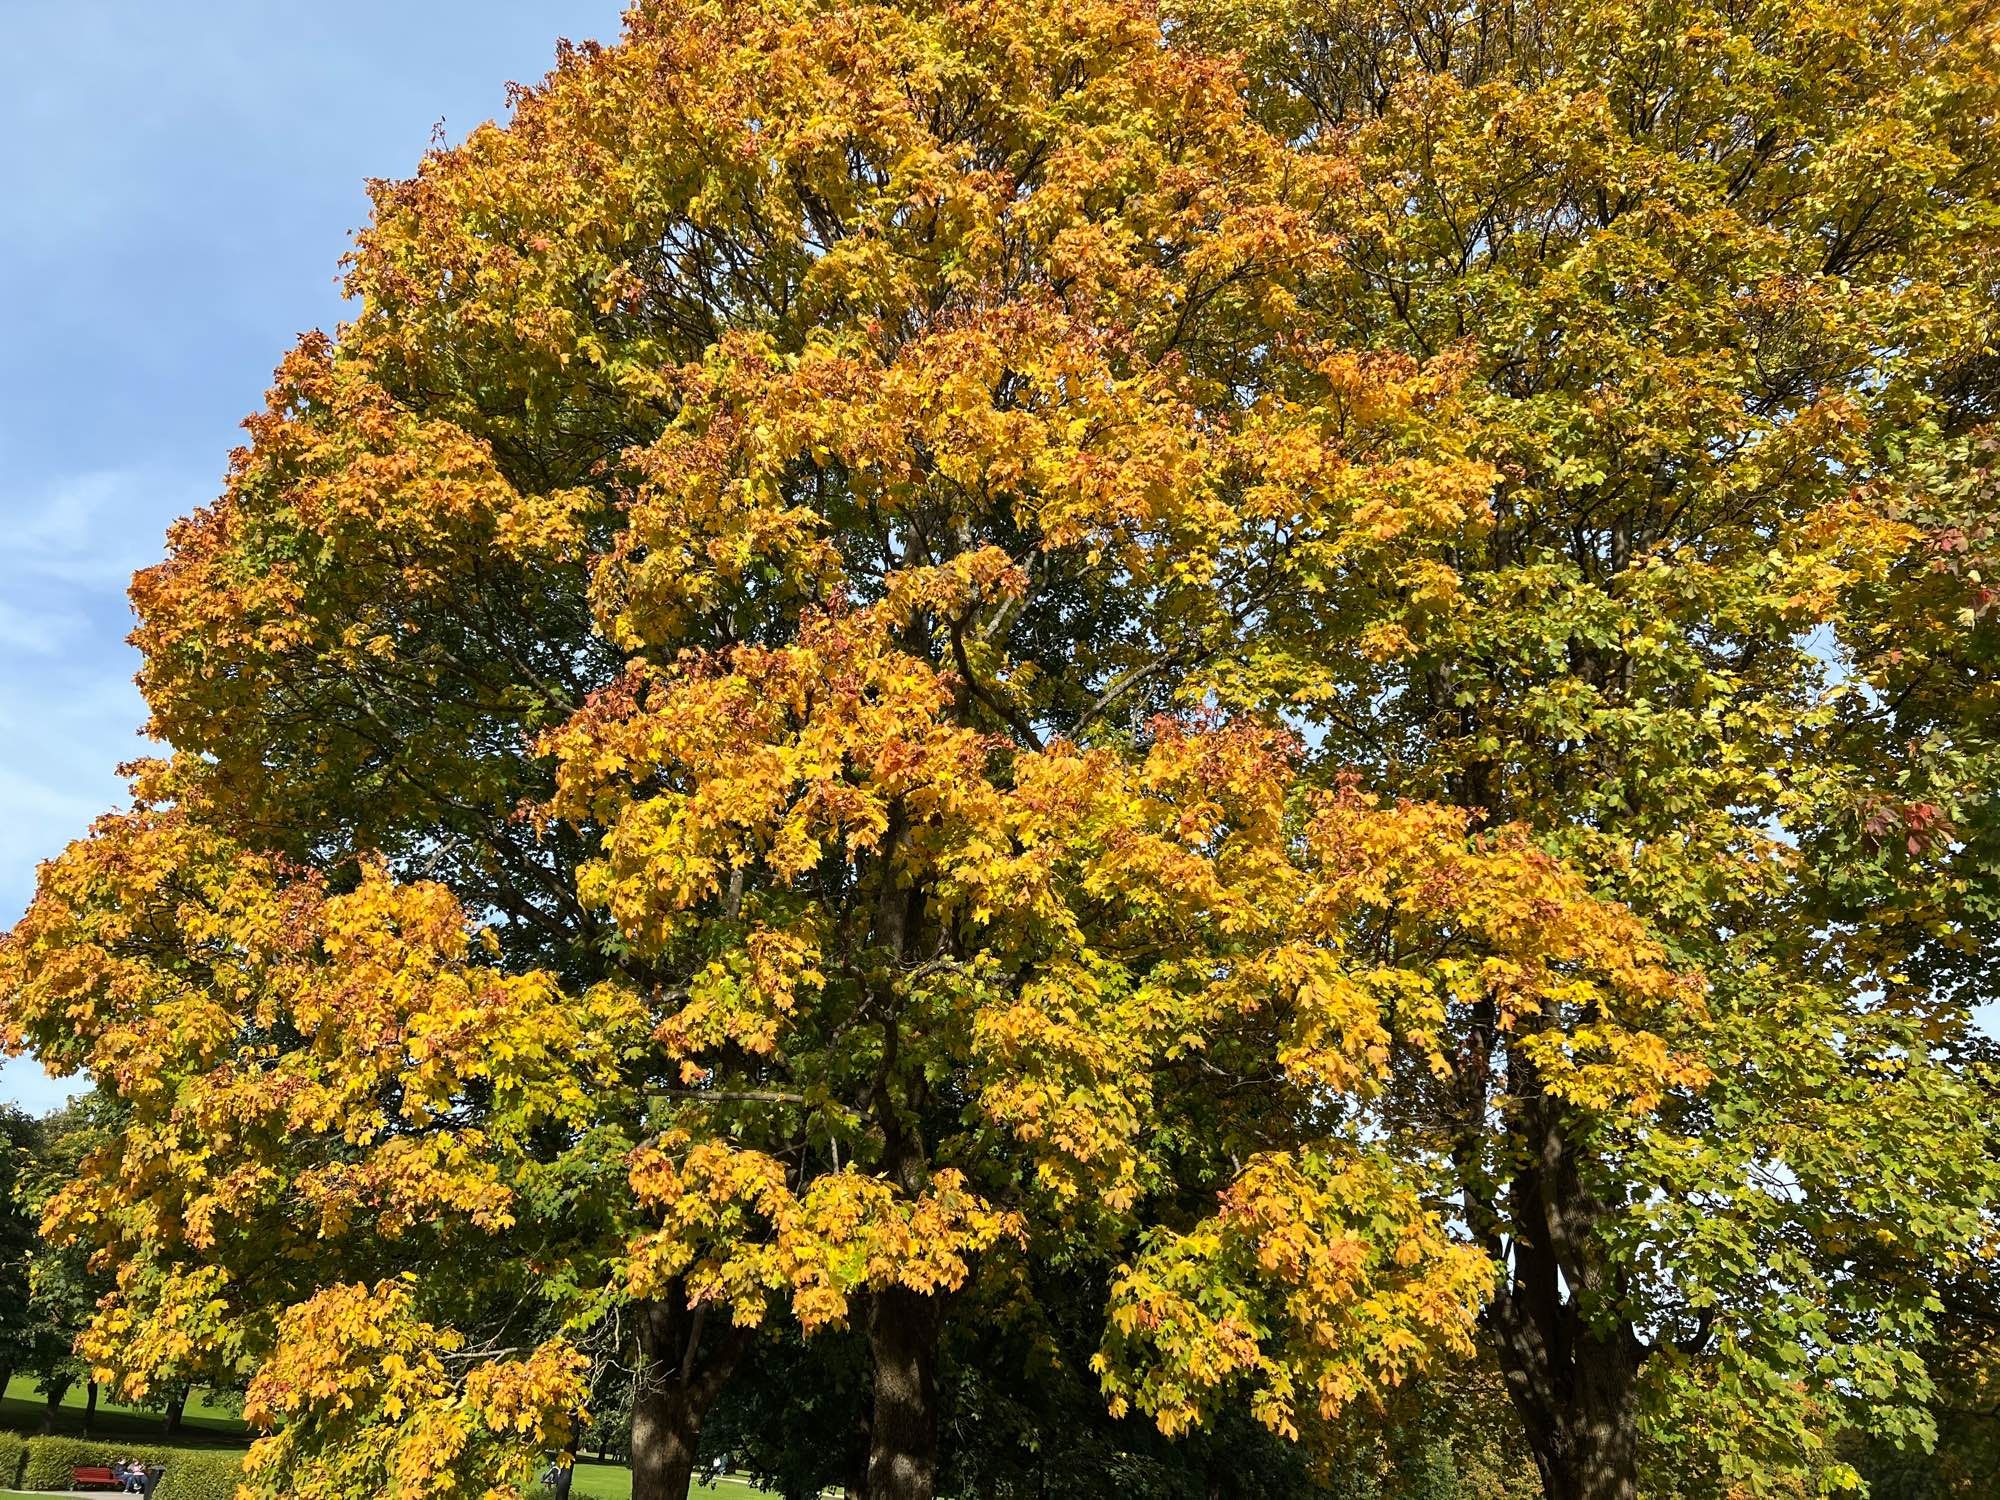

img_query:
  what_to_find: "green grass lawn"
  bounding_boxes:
[0,1375,246,1446]
[563,1461,760,1498]
[0,1466,759,1499]
[0,1378,775,1497]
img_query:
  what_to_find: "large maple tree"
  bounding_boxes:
[4,2,1999,1500]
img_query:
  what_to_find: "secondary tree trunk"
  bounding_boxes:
[83,1380,97,1435]
[161,1384,188,1436]
[39,1378,68,1434]
[630,1294,751,1500]
[864,1286,940,1500]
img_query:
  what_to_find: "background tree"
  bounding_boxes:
[0,773,618,1492]
[1166,0,2000,1495]
[1842,1046,2000,1500]
[8,1097,113,1436]
[0,1104,36,1397]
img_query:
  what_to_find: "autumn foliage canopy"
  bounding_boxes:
[5,0,2000,1497]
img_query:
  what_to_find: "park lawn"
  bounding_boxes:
[569,1462,636,1499]
[566,1460,759,1498]
[0,1469,750,1500]
[0,1376,247,1445]
[0,1381,770,1497]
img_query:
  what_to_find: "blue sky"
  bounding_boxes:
[0,1,625,1112]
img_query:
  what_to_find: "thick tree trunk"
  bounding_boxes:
[630,1387,698,1500]
[630,1295,750,1500]
[859,821,944,1500]
[161,1384,187,1436]
[1486,1080,1644,1500]
[1494,1317,1640,1500]
[1560,1337,1641,1500]
[864,1286,940,1500]
[83,1380,97,1435]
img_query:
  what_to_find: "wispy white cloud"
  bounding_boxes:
[6,466,179,584]
[0,701,147,893]
[0,468,168,928]
[0,596,84,655]
[0,0,625,1125]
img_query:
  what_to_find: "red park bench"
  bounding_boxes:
[71,1467,123,1491]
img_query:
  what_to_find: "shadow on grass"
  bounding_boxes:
[0,1378,247,1449]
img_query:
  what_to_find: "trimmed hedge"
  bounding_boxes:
[19,1435,128,1491]
[152,1450,243,1500]
[0,1430,24,1489]
[22,1440,145,1496]
[17,1434,244,1496]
